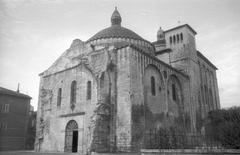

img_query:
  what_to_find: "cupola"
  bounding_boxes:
[111,7,122,26]
[157,27,165,41]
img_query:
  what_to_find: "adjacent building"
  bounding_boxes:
[35,8,220,153]
[26,105,37,150]
[0,87,31,151]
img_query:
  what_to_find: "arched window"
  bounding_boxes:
[151,76,156,96]
[173,35,176,44]
[172,84,176,101]
[87,81,92,100]
[70,81,77,104]
[177,34,179,43]
[204,85,208,105]
[180,33,183,42]
[163,70,167,79]
[57,88,62,107]
[170,36,172,44]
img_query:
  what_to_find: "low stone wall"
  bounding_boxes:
[141,149,240,155]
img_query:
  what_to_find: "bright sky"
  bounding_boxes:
[0,0,240,110]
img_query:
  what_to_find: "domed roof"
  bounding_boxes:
[87,25,145,42]
[87,7,145,43]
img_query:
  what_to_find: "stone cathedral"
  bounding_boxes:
[35,8,220,154]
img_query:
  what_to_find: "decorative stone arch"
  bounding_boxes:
[206,69,213,110]
[143,64,165,98]
[143,64,166,129]
[166,74,184,127]
[210,72,218,109]
[202,65,207,84]
[209,88,213,111]
[78,63,98,101]
[79,63,98,82]
[143,64,165,86]
[64,120,78,153]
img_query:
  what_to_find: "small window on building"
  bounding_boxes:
[172,84,176,101]
[173,35,176,44]
[87,81,92,100]
[180,33,183,42]
[1,104,4,112]
[170,36,172,44]
[0,122,7,130]
[57,88,62,107]
[151,76,156,96]
[177,34,179,43]
[159,86,162,92]
[3,104,10,113]
[70,81,77,104]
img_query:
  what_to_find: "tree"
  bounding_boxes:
[205,107,240,149]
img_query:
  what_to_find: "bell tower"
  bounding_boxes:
[164,24,200,132]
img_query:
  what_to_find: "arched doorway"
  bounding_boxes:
[65,120,78,152]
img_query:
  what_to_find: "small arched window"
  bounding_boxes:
[172,84,176,101]
[180,33,183,42]
[177,34,179,43]
[170,36,172,44]
[70,81,77,104]
[204,85,208,105]
[151,76,156,96]
[87,81,92,100]
[173,35,176,44]
[57,88,62,107]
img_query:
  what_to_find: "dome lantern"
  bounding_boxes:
[111,7,122,26]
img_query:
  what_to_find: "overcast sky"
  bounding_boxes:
[0,0,239,110]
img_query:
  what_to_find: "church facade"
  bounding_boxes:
[35,8,220,153]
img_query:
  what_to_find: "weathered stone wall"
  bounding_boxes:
[116,47,132,151]
[35,64,98,153]
[196,56,220,133]
[164,26,214,133]
[128,47,191,150]
[35,40,116,154]
[35,23,221,154]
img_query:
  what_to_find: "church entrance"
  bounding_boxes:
[64,120,78,152]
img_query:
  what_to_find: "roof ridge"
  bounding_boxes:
[0,87,31,99]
